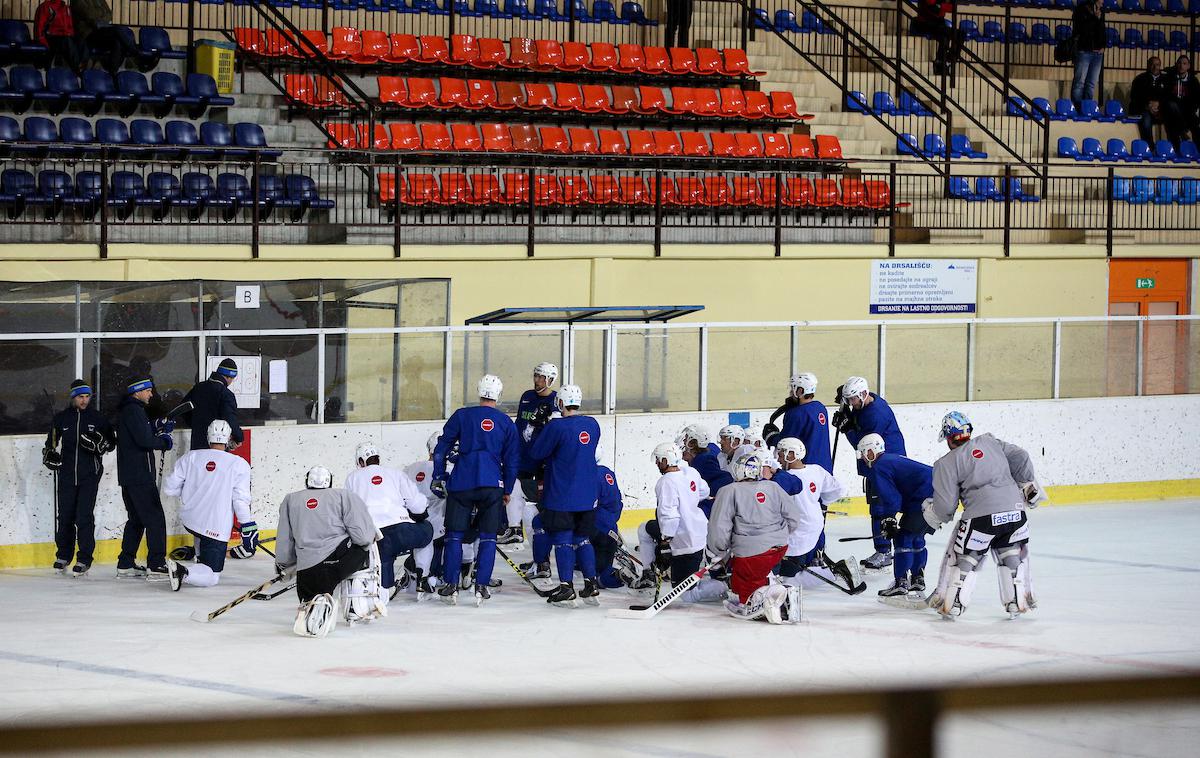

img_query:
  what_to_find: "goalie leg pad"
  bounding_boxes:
[293,593,338,638]
[762,583,802,625]
[994,546,1031,614]
[339,543,386,624]
[726,586,770,621]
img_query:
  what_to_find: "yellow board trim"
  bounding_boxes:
[0,530,278,572]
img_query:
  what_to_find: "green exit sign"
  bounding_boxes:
[1136,278,1156,289]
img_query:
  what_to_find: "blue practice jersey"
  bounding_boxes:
[691,447,733,506]
[515,388,557,475]
[865,453,932,515]
[434,405,519,494]
[845,393,907,476]
[779,400,833,471]
[529,414,601,512]
[595,465,623,535]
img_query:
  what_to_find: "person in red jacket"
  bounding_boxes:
[910,0,963,75]
[34,0,81,71]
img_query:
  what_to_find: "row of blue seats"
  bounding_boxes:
[846,91,935,118]
[0,168,333,220]
[956,0,1199,14]
[0,116,279,159]
[1008,96,1134,123]
[753,10,836,35]
[899,133,989,159]
[0,67,232,118]
[0,21,186,67]
[962,20,1200,51]
[949,176,1040,201]
[1058,136,1200,162]
[1114,175,1200,203]
[132,0,659,25]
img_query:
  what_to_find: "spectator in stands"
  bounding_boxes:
[1070,0,1106,109]
[70,0,134,74]
[1128,57,1167,145]
[665,0,692,49]
[34,0,81,71]
[1163,55,1200,150]
[910,0,963,76]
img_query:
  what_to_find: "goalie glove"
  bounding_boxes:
[1020,481,1045,508]
[921,497,947,531]
[42,447,62,471]
[880,516,900,540]
[239,521,259,555]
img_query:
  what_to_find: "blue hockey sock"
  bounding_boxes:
[430,541,444,576]
[475,533,497,587]
[912,535,928,575]
[531,515,551,563]
[598,567,623,588]
[574,535,596,579]
[551,530,575,582]
[442,531,464,587]
[893,533,915,581]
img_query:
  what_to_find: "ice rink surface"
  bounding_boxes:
[2,500,1198,758]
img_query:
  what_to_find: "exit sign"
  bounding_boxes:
[1135,278,1155,289]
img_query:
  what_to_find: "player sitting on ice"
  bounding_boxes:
[676,425,733,518]
[765,437,863,594]
[345,442,433,602]
[630,442,725,606]
[716,424,753,473]
[708,452,803,624]
[592,453,628,589]
[856,433,933,601]
[924,412,1044,620]
[275,466,384,638]
[164,420,254,592]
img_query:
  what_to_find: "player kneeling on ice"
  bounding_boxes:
[275,466,386,638]
[708,452,803,624]
[765,438,863,594]
[401,432,454,600]
[346,441,433,602]
[856,434,933,602]
[924,412,1044,620]
[164,421,254,591]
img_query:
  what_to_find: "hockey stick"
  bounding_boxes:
[495,546,555,598]
[190,573,287,623]
[838,536,876,542]
[607,560,722,620]
[253,582,296,601]
[607,529,645,569]
[802,566,867,596]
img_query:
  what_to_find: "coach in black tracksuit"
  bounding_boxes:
[43,379,115,575]
[116,375,174,579]
[182,357,243,451]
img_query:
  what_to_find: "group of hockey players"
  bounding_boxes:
[40,357,1043,639]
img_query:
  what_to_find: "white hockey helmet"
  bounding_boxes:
[744,428,764,448]
[206,419,232,446]
[675,424,711,449]
[789,372,818,397]
[477,374,503,401]
[306,466,333,489]
[425,432,441,455]
[842,376,870,402]
[718,424,746,446]
[533,362,558,384]
[856,433,886,462]
[557,384,583,409]
[775,437,806,465]
[732,451,764,482]
[355,441,380,465]
[652,441,682,467]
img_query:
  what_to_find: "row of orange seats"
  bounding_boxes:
[379,172,895,210]
[329,122,844,159]
[235,28,761,78]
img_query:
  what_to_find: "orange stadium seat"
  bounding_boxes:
[616,43,645,73]
[420,123,452,150]
[676,177,705,206]
[233,28,263,55]
[621,176,649,204]
[642,46,670,73]
[539,126,569,153]
[481,123,513,152]
[437,77,471,109]
[653,131,683,156]
[359,124,391,150]
[386,34,419,63]
[607,86,637,114]
[789,134,816,159]
[501,173,529,204]
[522,82,554,110]
[510,124,540,152]
[355,30,390,64]
[450,34,479,65]
[841,177,866,208]
[703,177,731,206]
[769,91,802,119]
[734,132,763,158]
[598,129,628,154]
[864,180,896,209]
[552,82,582,111]
[742,90,771,119]
[756,177,779,207]
[718,88,745,118]
[784,177,813,207]
[533,175,561,206]
[417,35,450,65]
[439,172,471,204]
[475,38,508,68]
[635,86,667,115]
[535,39,563,70]
[403,173,438,205]
[389,123,421,150]
[692,88,720,116]
[505,37,537,68]
[681,131,710,157]
[762,132,789,158]
[695,48,724,75]
[451,123,482,151]
[298,30,328,58]
[812,178,841,207]
[665,87,695,115]
[405,77,438,108]
[378,76,408,106]
[326,123,358,149]
[264,29,299,58]
[580,85,609,113]
[722,49,765,76]
[467,79,497,109]
[709,132,738,157]
[470,174,502,204]
[561,41,589,71]
[560,175,588,205]
[815,135,843,159]
[495,80,525,109]
[650,175,678,205]
[378,172,397,203]
[568,128,598,154]
[586,42,619,71]
[668,47,696,74]
[590,175,620,204]
[628,130,656,156]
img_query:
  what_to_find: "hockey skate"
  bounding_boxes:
[877,578,909,597]
[169,546,196,562]
[438,583,458,606]
[53,559,68,575]
[546,582,579,608]
[146,565,170,582]
[474,585,491,606]
[579,578,600,607]
[71,563,90,578]
[909,571,926,593]
[860,550,893,571]
[518,560,552,580]
[416,575,438,602]
[116,564,147,579]
[167,559,187,592]
[496,526,523,546]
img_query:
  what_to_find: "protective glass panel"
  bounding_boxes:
[201,281,321,331]
[793,326,880,402]
[452,330,564,415]
[0,339,75,434]
[1059,321,1122,399]
[706,327,791,411]
[81,281,202,332]
[322,279,449,328]
[615,328,699,413]
[1144,304,1181,396]
[570,328,606,415]
[205,336,317,425]
[884,324,968,403]
[973,324,1053,401]
[0,281,78,334]
[86,336,199,417]
[325,333,445,423]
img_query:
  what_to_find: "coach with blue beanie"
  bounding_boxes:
[183,357,244,452]
[116,374,174,581]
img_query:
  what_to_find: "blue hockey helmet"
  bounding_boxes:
[939,411,973,442]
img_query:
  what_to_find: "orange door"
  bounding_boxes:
[1108,260,1190,395]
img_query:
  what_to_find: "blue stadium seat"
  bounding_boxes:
[959,20,981,41]
[898,91,932,116]
[96,118,132,153]
[1104,27,1120,48]
[1129,139,1154,161]
[21,115,58,147]
[982,21,1003,42]
[109,170,145,218]
[0,115,19,157]
[504,0,534,18]
[165,120,213,159]
[81,70,128,116]
[474,0,507,16]
[1178,141,1200,162]
[1103,138,1128,161]
[1128,176,1153,204]
[923,133,947,157]
[571,0,598,23]
[897,133,921,156]
[152,72,201,115]
[1031,97,1054,121]
[949,176,983,201]
[748,7,772,30]
[1111,176,1130,201]
[1102,0,1119,12]
[217,173,252,211]
[1007,96,1028,118]
[872,91,897,115]
[1075,99,1100,120]
[621,1,656,24]
[1101,100,1125,122]
[593,1,626,23]
[533,0,567,20]
[256,174,286,218]
[775,10,803,33]
[974,177,1002,200]
[1057,136,1084,160]
[846,90,869,112]
[950,134,987,158]
[1144,0,1165,11]
[801,10,828,34]
[1007,22,1028,44]
[1152,177,1177,204]
[1053,98,1077,120]
[144,171,187,218]
[0,169,38,217]
[1165,0,1185,11]
[37,169,76,215]
[446,0,482,18]
[1179,178,1200,205]
[1006,177,1040,202]
[130,119,166,156]
[140,26,187,61]
[1031,23,1054,44]
[1055,24,1072,43]
[234,123,282,159]
[1150,139,1176,162]
[186,73,235,113]
[200,121,234,156]
[42,68,89,115]
[1118,28,1143,49]
[73,171,101,216]
[1055,0,1075,8]
[0,20,46,61]
[1146,29,1167,50]
[183,172,231,219]
[116,71,166,117]
[1081,137,1105,160]
[1122,0,1142,10]
[7,66,50,114]
[59,117,95,155]
[285,174,335,217]
[1167,31,1188,50]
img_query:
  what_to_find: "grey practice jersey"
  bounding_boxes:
[707,480,802,558]
[275,487,377,572]
[931,433,1037,523]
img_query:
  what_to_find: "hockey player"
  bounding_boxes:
[765,438,862,593]
[924,411,1043,620]
[506,362,559,545]
[592,457,626,589]
[43,379,116,577]
[677,425,733,517]
[403,432,456,599]
[431,374,519,605]
[345,442,433,598]
[275,466,382,638]
[833,376,907,570]
[744,428,765,451]
[163,420,254,591]
[763,373,832,472]
[708,452,803,624]
[528,384,601,607]
[716,424,750,472]
[182,358,243,452]
[856,433,933,599]
[115,375,174,582]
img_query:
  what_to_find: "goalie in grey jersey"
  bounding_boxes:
[923,411,1045,620]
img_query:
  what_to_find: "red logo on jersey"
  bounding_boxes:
[755,491,767,504]
[818,413,826,425]
[605,473,615,486]
[415,471,426,482]
[205,461,216,472]
[809,481,817,493]
[305,498,318,510]
[481,418,494,432]
[971,448,984,460]
[689,481,697,492]
[579,431,590,445]
[371,475,383,485]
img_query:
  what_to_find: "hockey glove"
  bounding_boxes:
[521,424,534,443]
[158,433,174,451]
[275,562,295,580]
[154,418,176,435]
[761,422,780,445]
[429,478,447,500]
[239,521,259,555]
[831,408,855,433]
[1020,481,1043,508]
[880,516,900,540]
[921,497,946,531]
[783,395,799,408]
[654,538,672,573]
[833,385,845,405]
[79,430,113,455]
[42,447,62,471]
[409,509,429,523]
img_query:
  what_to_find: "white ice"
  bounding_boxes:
[1,500,1198,758]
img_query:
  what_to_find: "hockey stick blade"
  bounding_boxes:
[166,400,194,420]
[495,546,555,598]
[607,561,720,619]
[838,536,875,542]
[253,582,295,601]
[802,566,867,595]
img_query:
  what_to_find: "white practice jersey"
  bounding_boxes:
[719,444,758,473]
[344,464,428,529]
[781,464,845,556]
[655,469,708,555]
[678,461,710,500]
[405,460,444,519]
[162,449,252,542]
